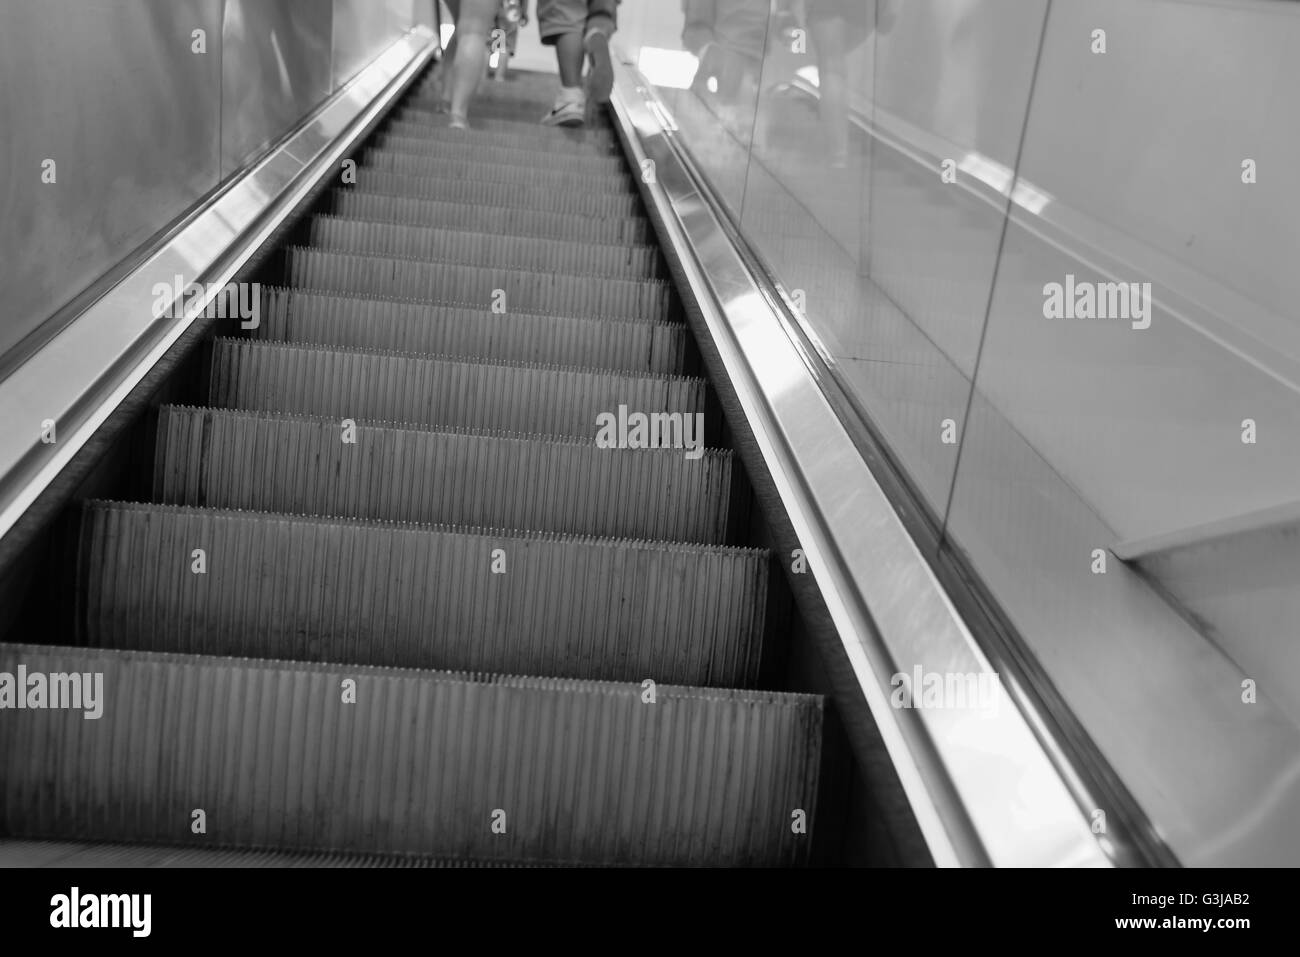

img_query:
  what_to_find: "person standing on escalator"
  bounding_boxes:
[431,0,504,128]
[536,0,619,127]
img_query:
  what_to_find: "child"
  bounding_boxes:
[536,0,619,127]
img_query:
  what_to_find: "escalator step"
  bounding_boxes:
[384,118,619,156]
[0,644,821,865]
[395,104,617,139]
[284,248,675,323]
[370,135,627,175]
[256,287,690,375]
[409,88,559,111]
[395,102,613,134]
[363,150,635,194]
[354,169,640,218]
[308,216,661,280]
[332,190,651,245]
[416,76,557,101]
[154,406,733,543]
[208,338,704,439]
[403,95,616,130]
[0,839,523,868]
[74,502,768,686]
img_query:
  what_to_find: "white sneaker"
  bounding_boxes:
[541,97,585,128]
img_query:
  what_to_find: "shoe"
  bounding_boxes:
[584,31,614,106]
[449,113,469,130]
[541,98,585,127]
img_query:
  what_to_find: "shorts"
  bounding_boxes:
[537,0,619,45]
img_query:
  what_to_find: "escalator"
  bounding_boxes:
[0,68,837,866]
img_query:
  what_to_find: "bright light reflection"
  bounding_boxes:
[636,47,698,90]
[959,152,1053,214]
[795,65,820,87]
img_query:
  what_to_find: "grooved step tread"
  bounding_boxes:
[154,406,733,544]
[74,501,768,686]
[256,287,690,374]
[395,105,618,141]
[309,215,662,280]
[0,840,529,868]
[384,118,619,156]
[354,169,641,218]
[284,247,675,323]
[363,150,635,194]
[403,95,617,130]
[369,135,627,174]
[332,190,652,245]
[208,337,704,439]
[0,645,822,866]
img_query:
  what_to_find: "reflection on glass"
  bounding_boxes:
[616,0,1300,863]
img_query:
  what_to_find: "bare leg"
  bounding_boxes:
[554,32,584,87]
[430,31,460,110]
[448,0,497,128]
[429,0,463,109]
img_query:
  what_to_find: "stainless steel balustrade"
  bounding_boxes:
[606,60,1112,868]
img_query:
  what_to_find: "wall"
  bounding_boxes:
[0,0,223,367]
[0,0,422,377]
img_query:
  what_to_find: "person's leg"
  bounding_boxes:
[428,0,462,110]
[554,33,584,87]
[448,0,498,128]
[582,0,618,108]
[537,0,589,125]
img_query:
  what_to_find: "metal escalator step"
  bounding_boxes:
[209,338,704,439]
[284,248,675,323]
[0,645,821,865]
[154,406,733,543]
[74,502,768,686]
[409,83,612,109]
[384,118,619,156]
[309,216,662,280]
[256,287,689,374]
[355,169,640,218]
[0,839,525,868]
[362,150,635,194]
[332,191,651,245]
[416,75,558,102]
[404,98,615,131]
[398,102,617,135]
[371,134,627,175]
